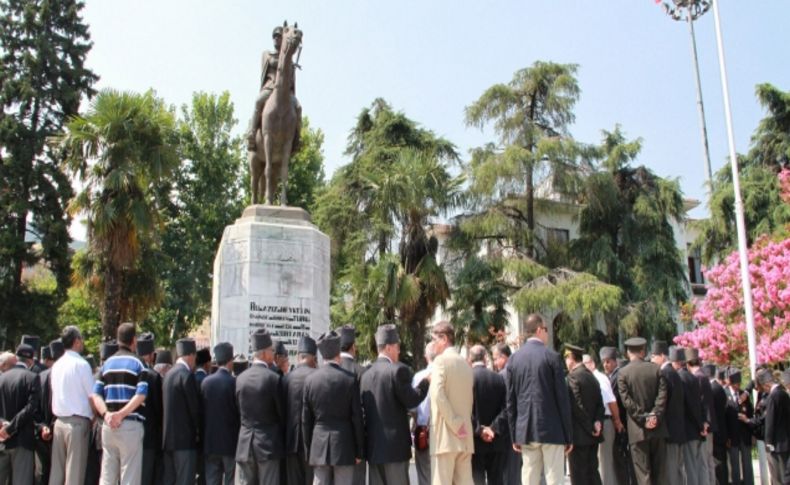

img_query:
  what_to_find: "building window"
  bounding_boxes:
[688,247,704,285]
[546,228,569,246]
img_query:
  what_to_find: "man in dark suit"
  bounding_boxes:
[195,348,211,386]
[0,344,41,485]
[162,338,202,485]
[338,324,366,485]
[490,342,521,485]
[235,329,284,485]
[616,337,668,485]
[650,344,686,485]
[20,336,46,374]
[749,369,790,484]
[273,341,289,376]
[601,346,635,485]
[726,369,754,485]
[468,345,508,485]
[506,314,572,485]
[283,336,317,485]
[687,350,714,484]
[137,332,164,485]
[360,324,429,485]
[704,365,730,485]
[34,340,63,485]
[303,331,365,485]
[201,342,239,485]
[564,344,604,485]
[672,348,706,485]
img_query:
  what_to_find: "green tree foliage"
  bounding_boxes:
[314,99,459,365]
[288,117,325,211]
[59,89,179,339]
[0,0,97,344]
[57,254,102,355]
[146,91,246,343]
[454,63,620,348]
[696,83,790,262]
[446,256,509,346]
[464,61,586,256]
[570,126,687,341]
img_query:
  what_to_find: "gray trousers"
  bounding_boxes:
[599,419,616,485]
[286,453,313,485]
[665,443,686,485]
[682,440,704,485]
[204,455,235,485]
[163,449,197,485]
[703,437,714,485]
[100,421,144,485]
[352,460,366,485]
[415,447,431,485]
[768,451,788,485]
[369,461,410,485]
[235,458,279,485]
[313,465,354,485]
[728,443,754,485]
[0,447,35,485]
[49,415,90,485]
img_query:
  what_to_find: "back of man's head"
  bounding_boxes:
[522,313,544,337]
[117,322,136,347]
[61,325,82,350]
[468,345,486,364]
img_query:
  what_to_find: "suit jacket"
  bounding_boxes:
[360,356,429,464]
[430,348,474,455]
[616,359,668,444]
[694,370,715,432]
[162,362,201,451]
[567,365,605,447]
[0,364,41,450]
[726,387,753,447]
[472,364,509,453]
[235,362,284,462]
[283,363,315,456]
[677,367,705,443]
[710,380,729,447]
[195,368,208,387]
[36,368,54,433]
[201,367,239,457]
[660,364,686,444]
[140,365,163,450]
[506,339,572,446]
[302,362,364,466]
[764,385,790,453]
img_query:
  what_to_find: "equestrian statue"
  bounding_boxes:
[246,22,303,206]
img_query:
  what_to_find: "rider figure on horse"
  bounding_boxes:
[246,25,302,153]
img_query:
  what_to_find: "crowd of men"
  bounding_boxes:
[0,313,788,485]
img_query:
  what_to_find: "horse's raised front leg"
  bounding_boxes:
[263,133,275,206]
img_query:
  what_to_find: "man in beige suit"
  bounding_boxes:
[429,321,474,485]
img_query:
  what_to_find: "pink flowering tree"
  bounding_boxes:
[676,169,790,367]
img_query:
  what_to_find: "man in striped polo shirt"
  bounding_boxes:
[91,322,149,485]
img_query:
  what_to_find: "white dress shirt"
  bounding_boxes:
[593,369,616,416]
[411,364,432,426]
[51,350,95,419]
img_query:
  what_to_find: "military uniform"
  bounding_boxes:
[616,338,668,485]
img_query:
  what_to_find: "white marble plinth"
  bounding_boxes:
[210,205,330,358]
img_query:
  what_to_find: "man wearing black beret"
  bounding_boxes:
[201,342,239,485]
[235,329,284,484]
[163,338,202,485]
[303,331,364,484]
[283,336,318,485]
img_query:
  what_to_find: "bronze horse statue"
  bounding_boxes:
[249,22,302,206]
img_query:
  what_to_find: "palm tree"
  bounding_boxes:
[58,89,179,339]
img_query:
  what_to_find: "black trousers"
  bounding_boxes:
[712,441,728,485]
[472,451,507,485]
[568,444,602,485]
[614,432,637,485]
[630,438,666,485]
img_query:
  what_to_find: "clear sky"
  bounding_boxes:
[73,0,789,239]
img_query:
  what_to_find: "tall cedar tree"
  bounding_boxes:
[0,0,97,346]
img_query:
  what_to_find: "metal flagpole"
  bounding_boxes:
[709,0,767,481]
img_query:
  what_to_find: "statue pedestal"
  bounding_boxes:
[210,205,330,358]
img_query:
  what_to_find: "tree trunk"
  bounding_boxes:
[102,266,123,339]
[412,318,426,371]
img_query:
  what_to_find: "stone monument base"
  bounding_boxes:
[210,205,330,359]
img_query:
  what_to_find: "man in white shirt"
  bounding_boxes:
[49,325,95,485]
[412,342,435,485]
[583,353,622,485]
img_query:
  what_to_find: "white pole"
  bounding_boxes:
[710,1,767,481]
